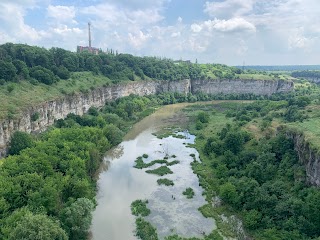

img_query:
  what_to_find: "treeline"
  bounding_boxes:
[0,43,267,87]
[291,70,320,79]
[237,65,320,71]
[0,43,236,86]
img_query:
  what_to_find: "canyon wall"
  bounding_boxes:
[282,127,320,186]
[0,78,292,157]
[191,79,293,95]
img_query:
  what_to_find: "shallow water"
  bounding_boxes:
[91,104,215,240]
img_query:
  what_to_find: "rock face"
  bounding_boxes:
[283,127,320,186]
[191,79,293,95]
[0,78,292,157]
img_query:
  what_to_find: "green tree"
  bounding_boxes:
[12,59,29,80]
[56,66,70,80]
[8,131,34,155]
[104,124,124,145]
[219,182,238,206]
[243,209,262,230]
[61,198,94,240]
[223,131,245,154]
[9,212,67,240]
[30,66,56,85]
[0,60,17,81]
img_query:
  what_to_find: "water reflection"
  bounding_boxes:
[91,104,215,240]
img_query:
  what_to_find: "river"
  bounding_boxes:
[91,103,215,240]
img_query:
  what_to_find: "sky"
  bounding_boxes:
[0,0,319,65]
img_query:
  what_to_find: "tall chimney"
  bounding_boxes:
[88,22,92,49]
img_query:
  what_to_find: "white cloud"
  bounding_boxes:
[53,25,82,35]
[191,24,202,33]
[128,31,151,49]
[171,32,181,38]
[204,0,255,18]
[192,18,256,33]
[0,0,320,65]
[288,29,313,50]
[127,9,164,25]
[47,5,77,24]
[104,0,170,10]
[0,3,42,42]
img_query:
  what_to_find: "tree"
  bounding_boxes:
[0,60,17,81]
[243,209,262,230]
[61,198,94,240]
[223,131,245,154]
[103,124,124,145]
[13,59,29,80]
[9,212,67,240]
[30,66,56,85]
[8,131,34,155]
[219,182,238,206]
[56,66,70,80]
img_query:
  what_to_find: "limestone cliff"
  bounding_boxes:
[191,79,293,95]
[0,78,292,157]
[281,126,320,186]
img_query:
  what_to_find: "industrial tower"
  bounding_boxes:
[77,22,99,54]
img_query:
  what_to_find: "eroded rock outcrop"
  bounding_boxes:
[281,126,320,186]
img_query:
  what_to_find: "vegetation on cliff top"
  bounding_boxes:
[0,42,291,120]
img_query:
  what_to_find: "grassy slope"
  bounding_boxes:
[286,105,320,150]
[0,72,114,119]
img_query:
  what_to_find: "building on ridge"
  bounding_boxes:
[77,22,100,55]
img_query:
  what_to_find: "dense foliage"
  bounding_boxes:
[0,94,168,240]
[0,43,276,87]
[238,65,320,71]
[291,70,320,79]
[189,88,320,239]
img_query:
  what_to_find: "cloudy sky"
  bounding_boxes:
[0,0,319,65]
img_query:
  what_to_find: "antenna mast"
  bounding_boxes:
[88,22,92,50]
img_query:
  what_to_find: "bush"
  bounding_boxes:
[7,84,15,93]
[197,111,210,123]
[87,107,99,116]
[31,112,40,121]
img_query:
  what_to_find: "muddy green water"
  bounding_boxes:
[91,103,215,240]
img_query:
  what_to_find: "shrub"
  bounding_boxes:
[7,84,15,93]
[31,112,40,121]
